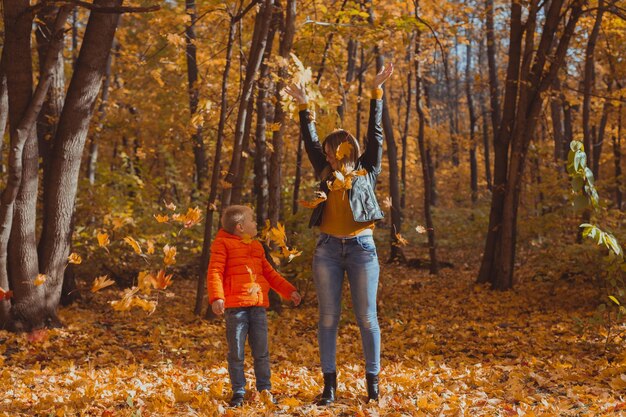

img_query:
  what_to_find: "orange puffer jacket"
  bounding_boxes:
[207,229,296,308]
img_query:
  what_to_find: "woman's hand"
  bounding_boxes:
[284,83,308,105]
[373,62,394,89]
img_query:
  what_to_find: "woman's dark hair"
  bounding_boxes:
[323,129,360,171]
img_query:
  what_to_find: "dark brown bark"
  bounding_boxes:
[38,0,123,326]
[592,81,611,179]
[485,0,501,138]
[356,45,366,143]
[414,16,438,274]
[491,0,584,290]
[478,39,492,190]
[268,0,296,227]
[400,34,413,210]
[231,92,255,204]
[550,76,565,163]
[0,56,7,174]
[1,4,72,329]
[186,0,207,191]
[222,0,274,208]
[615,103,622,209]
[582,0,604,177]
[465,34,478,204]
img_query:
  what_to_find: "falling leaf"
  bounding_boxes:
[146,240,155,255]
[154,214,169,223]
[150,69,165,87]
[415,225,427,234]
[0,287,13,301]
[97,232,110,248]
[124,236,142,255]
[247,283,261,295]
[241,234,254,244]
[269,223,287,247]
[383,196,393,209]
[68,253,82,264]
[153,269,173,290]
[269,122,282,132]
[91,275,115,293]
[163,245,177,266]
[335,142,353,160]
[34,274,47,286]
[281,246,302,263]
[138,271,155,294]
[164,201,177,211]
[182,207,202,228]
[299,191,327,209]
[353,168,368,176]
[395,233,409,246]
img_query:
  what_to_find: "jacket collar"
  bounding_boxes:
[216,229,242,240]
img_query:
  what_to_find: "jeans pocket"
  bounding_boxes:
[357,236,376,252]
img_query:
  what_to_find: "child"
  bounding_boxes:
[207,205,302,407]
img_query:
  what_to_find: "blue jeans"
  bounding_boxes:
[312,232,381,375]
[225,307,271,395]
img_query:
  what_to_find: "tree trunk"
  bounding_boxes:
[488,0,583,290]
[222,0,274,208]
[196,1,261,315]
[476,0,523,285]
[0,56,8,174]
[268,0,296,227]
[231,93,255,204]
[478,39,492,190]
[356,45,365,143]
[582,0,604,176]
[414,16,438,274]
[195,16,237,316]
[614,103,622,209]
[38,0,123,327]
[465,33,478,204]
[1,5,72,330]
[592,81,611,179]
[86,38,115,184]
[186,0,207,191]
[400,34,413,210]
[550,76,565,163]
[485,0,501,140]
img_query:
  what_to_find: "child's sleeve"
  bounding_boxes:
[261,256,297,300]
[207,239,227,303]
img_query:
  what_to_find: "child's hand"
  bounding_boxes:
[212,299,225,315]
[290,291,302,306]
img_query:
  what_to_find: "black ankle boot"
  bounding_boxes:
[316,372,336,406]
[229,393,244,407]
[366,373,379,401]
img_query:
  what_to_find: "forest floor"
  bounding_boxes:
[1,245,626,416]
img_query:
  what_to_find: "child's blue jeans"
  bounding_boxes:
[312,232,381,375]
[225,306,271,395]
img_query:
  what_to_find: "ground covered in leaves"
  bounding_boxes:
[1,246,626,416]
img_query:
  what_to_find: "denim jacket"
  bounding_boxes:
[299,99,385,228]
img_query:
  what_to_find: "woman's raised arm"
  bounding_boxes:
[362,63,394,175]
[285,83,328,177]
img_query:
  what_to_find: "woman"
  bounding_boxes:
[285,63,393,405]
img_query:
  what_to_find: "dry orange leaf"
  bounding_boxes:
[163,244,176,266]
[299,191,327,209]
[34,273,47,286]
[153,269,173,290]
[97,232,110,248]
[154,214,169,223]
[335,141,353,160]
[0,287,13,301]
[124,236,142,255]
[395,233,409,246]
[91,275,115,293]
[68,253,82,264]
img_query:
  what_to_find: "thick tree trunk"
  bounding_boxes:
[1,5,72,329]
[414,18,438,274]
[268,0,296,227]
[222,0,274,207]
[492,0,583,290]
[186,0,208,191]
[38,0,123,327]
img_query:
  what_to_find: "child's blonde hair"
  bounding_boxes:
[221,205,251,234]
